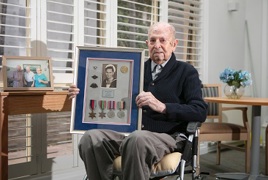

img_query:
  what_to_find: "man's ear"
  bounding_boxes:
[145,40,149,46]
[172,39,178,50]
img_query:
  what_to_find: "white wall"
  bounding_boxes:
[204,0,268,145]
[206,0,246,84]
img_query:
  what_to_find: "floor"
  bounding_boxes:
[166,147,266,180]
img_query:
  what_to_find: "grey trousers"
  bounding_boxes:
[78,129,178,180]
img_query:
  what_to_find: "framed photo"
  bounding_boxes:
[70,46,145,134]
[2,56,54,91]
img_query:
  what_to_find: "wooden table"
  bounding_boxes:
[0,91,72,180]
[204,97,268,180]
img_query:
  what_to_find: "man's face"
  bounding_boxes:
[17,66,21,71]
[105,68,114,79]
[146,25,178,64]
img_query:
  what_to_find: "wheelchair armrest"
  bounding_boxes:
[187,122,201,134]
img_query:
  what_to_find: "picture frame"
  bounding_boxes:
[70,46,145,134]
[2,56,54,91]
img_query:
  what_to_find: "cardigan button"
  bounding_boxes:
[151,83,154,86]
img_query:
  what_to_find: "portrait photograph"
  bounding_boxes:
[101,64,118,88]
[2,56,54,91]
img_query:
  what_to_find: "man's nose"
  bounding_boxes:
[153,40,162,48]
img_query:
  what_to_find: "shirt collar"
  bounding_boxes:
[151,56,170,72]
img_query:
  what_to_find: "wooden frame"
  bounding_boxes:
[2,56,54,91]
[70,46,144,134]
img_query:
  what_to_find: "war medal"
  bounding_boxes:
[107,100,116,118]
[89,100,97,119]
[117,101,125,118]
[99,100,106,118]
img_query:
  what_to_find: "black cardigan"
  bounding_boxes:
[141,53,208,134]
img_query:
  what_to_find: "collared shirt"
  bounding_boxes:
[151,57,170,80]
[24,71,35,82]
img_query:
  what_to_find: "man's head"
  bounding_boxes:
[25,66,31,72]
[105,64,116,79]
[146,22,178,65]
[16,65,22,71]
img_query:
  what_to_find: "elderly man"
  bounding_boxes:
[12,65,24,87]
[24,66,34,87]
[69,22,207,180]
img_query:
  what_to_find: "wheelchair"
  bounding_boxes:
[83,122,207,180]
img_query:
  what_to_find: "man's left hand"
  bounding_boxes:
[136,91,166,113]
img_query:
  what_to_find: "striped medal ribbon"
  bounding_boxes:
[98,100,106,118]
[107,101,116,118]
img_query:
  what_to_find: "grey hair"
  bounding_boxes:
[148,22,176,40]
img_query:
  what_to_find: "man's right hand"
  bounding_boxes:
[68,84,80,99]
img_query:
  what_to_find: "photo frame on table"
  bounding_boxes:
[2,56,54,91]
[70,46,145,134]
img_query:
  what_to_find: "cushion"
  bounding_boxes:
[113,152,182,178]
[200,122,247,134]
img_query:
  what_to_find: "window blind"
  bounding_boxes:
[46,0,75,86]
[117,0,160,58]
[84,0,108,47]
[0,0,32,57]
[168,0,202,72]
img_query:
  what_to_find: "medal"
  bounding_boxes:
[120,66,128,73]
[99,100,106,118]
[117,101,125,118]
[107,101,116,118]
[89,100,97,119]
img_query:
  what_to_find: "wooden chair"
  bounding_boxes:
[199,84,251,173]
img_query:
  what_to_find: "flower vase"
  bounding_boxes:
[224,85,245,99]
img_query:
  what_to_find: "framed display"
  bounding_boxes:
[70,46,145,134]
[2,56,54,91]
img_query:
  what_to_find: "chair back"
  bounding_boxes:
[201,84,222,122]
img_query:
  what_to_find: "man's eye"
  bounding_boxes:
[150,39,156,43]
[160,39,166,43]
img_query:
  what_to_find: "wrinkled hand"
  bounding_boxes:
[135,91,166,113]
[68,84,80,99]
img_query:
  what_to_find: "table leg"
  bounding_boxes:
[249,105,261,178]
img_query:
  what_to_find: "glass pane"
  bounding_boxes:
[0,0,31,56]
[117,0,159,49]
[84,0,107,46]
[46,112,73,158]
[8,114,33,165]
[47,0,74,72]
